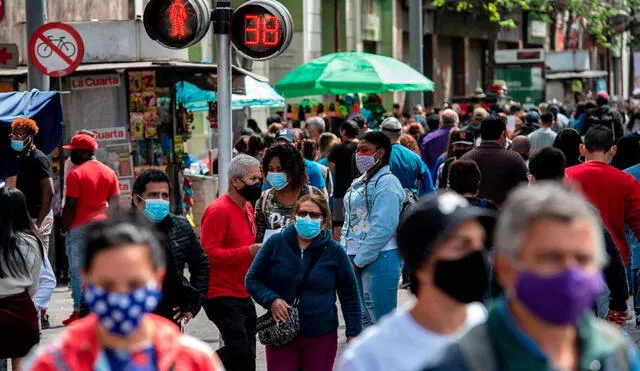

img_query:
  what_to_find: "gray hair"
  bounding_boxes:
[441,109,459,127]
[228,154,261,179]
[307,116,325,133]
[495,182,606,267]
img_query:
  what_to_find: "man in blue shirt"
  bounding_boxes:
[262,129,327,196]
[381,117,434,195]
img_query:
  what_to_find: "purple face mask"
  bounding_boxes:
[515,265,605,325]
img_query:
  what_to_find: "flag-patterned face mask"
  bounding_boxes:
[83,281,162,337]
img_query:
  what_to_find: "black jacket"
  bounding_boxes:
[154,214,210,320]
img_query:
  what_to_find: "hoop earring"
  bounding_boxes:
[578,155,585,163]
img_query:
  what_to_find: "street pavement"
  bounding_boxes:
[38,284,414,371]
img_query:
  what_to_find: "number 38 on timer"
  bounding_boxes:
[243,14,280,48]
[230,0,293,61]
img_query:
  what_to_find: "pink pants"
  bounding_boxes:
[265,330,338,371]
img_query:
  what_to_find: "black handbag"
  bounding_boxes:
[256,248,325,347]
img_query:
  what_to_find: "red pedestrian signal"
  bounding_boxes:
[143,0,211,49]
[168,0,188,39]
[230,0,293,61]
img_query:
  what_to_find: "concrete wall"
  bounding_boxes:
[0,0,130,44]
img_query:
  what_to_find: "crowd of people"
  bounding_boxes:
[2,89,640,370]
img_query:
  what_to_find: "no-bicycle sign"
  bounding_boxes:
[28,22,85,78]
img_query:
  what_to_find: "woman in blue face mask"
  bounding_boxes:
[24,212,225,370]
[246,194,362,371]
[255,144,325,243]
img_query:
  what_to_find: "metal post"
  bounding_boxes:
[26,0,50,91]
[214,1,233,194]
[408,0,423,109]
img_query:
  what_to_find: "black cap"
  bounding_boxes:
[451,129,475,145]
[397,192,496,270]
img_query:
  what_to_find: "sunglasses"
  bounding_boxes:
[296,211,323,219]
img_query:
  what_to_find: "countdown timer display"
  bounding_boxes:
[144,0,211,49]
[230,0,293,61]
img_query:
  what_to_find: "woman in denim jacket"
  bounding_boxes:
[341,131,405,326]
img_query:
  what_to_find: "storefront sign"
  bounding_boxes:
[494,66,544,105]
[94,127,128,142]
[119,177,133,195]
[0,43,18,69]
[71,74,121,90]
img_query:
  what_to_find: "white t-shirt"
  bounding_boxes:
[337,302,487,371]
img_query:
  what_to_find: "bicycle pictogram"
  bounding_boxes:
[36,35,76,58]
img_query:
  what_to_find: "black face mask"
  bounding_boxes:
[454,149,471,159]
[237,180,263,203]
[433,250,489,304]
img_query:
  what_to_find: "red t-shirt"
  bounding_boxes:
[65,160,120,228]
[566,161,640,265]
[200,194,255,299]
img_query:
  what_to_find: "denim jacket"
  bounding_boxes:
[340,165,404,268]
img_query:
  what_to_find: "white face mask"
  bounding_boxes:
[355,153,377,174]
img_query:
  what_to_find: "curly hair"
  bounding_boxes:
[263,143,308,191]
[399,134,420,155]
[11,117,39,136]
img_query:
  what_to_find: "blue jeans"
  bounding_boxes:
[66,225,88,311]
[351,249,402,327]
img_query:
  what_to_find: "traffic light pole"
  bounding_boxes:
[214,1,233,195]
[26,0,50,91]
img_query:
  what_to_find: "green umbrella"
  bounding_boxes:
[275,51,435,98]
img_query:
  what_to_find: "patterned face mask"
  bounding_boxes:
[83,281,162,337]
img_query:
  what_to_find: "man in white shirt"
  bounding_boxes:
[528,112,557,153]
[338,192,496,371]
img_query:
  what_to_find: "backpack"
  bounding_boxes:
[369,173,418,216]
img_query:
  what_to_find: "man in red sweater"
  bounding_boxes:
[201,154,263,371]
[566,125,640,267]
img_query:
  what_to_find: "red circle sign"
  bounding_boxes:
[28,22,85,78]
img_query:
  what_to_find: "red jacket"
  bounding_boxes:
[24,314,224,371]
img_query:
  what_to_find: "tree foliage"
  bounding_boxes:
[431,0,640,48]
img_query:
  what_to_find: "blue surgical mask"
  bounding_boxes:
[295,215,322,239]
[83,281,162,337]
[11,139,25,152]
[267,172,289,190]
[141,197,170,223]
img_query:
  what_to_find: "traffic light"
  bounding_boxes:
[144,0,293,60]
[229,0,293,61]
[143,0,211,49]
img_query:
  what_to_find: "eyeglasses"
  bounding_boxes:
[296,211,323,219]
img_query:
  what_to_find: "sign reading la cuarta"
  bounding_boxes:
[71,74,122,90]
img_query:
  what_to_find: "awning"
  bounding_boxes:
[545,70,608,80]
[0,90,64,179]
[176,76,285,111]
[0,61,267,82]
